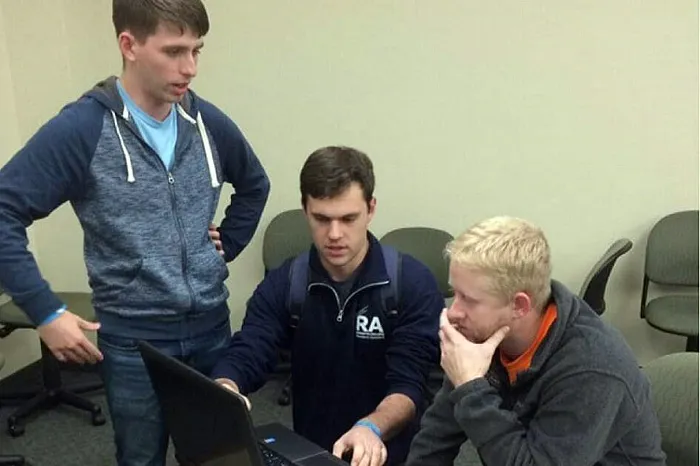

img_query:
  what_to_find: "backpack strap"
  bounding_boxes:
[286,246,402,328]
[287,251,310,329]
[379,244,402,320]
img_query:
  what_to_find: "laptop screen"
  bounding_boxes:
[138,341,266,466]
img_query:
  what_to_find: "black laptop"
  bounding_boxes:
[138,341,347,466]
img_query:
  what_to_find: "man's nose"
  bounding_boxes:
[181,54,197,78]
[328,220,342,240]
[445,302,462,322]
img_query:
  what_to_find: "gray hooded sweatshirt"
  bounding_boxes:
[0,77,270,339]
[406,280,666,466]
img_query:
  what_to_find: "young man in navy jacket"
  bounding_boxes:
[212,146,444,466]
[0,1,269,464]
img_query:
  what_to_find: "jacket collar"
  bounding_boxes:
[307,232,391,287]
[84,75,199,119]
[505,280,583,387]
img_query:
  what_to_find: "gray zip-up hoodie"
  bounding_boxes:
[406,281,666,466]
[0,76,270,339]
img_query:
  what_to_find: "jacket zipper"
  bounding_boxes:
[166,172,196,310]
[119,116,197,310]
[309,280,390,322]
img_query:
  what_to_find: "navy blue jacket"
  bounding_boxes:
[211,234,443,464]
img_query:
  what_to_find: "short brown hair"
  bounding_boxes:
[299,146,375,209]
[112,0,210,42]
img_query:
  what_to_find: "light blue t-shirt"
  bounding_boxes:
[116,79,177,170]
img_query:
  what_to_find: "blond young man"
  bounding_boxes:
[406,216,665,466]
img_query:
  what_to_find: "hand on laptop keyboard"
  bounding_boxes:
[332,423,387,466]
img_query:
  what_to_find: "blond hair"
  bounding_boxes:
[445,216,552,310]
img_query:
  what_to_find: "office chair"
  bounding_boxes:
[0,352,26,465]
[380,226,455,395]
[380,227,454,300]
[642,352,699,466]
[579,238,633,315]
[261,209,313,406]
[640,210,699,352]
[0,292,105,437]
[262,209,313,274]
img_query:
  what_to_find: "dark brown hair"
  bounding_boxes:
[300,146,375,209]
[112,0,210,42]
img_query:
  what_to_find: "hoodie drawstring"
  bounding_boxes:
[110,110,135,183]
[110,105,219,188]
[197,112,220,188]
[177,105,220,188]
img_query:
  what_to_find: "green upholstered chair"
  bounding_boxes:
[262,209,313,406]
[640,210,699,352]
[642,352,699,466]
[380,226,454,394]
[380,226,454,300]
[263,209,313,275]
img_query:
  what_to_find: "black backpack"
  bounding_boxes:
[286,244,403,330]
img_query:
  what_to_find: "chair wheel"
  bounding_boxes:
[92,409,106,426]
[8,422,25,437]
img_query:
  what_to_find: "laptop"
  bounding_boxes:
[138,341,347,466]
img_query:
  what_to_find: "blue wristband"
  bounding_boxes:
[354,420,381,438]
[39,305,67,326]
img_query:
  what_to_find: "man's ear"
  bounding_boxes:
[512,292,532,318]
[118,31,138,63]
[367,197,377,218]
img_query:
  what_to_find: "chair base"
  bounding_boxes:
[6,387,106,437]
[278,376,292,406]
[0,455,25,466]
[1,379,104,401]
[274,351,292,406]
[1,341,105,437]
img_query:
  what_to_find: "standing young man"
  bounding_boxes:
[211,146,444,466]
[0,1,270,464]
[406,216,665,466]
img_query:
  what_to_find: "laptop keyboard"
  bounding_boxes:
[259,444,295,466]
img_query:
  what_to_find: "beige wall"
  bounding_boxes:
[0,1,42,377]
[0,0,697,378]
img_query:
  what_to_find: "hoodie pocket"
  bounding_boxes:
[114,254,188,310]
[88,257,143,301]
[189,246,229,305]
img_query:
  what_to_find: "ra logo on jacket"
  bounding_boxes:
[356,306,385,340]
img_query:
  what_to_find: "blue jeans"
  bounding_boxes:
[98,317,231,466]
